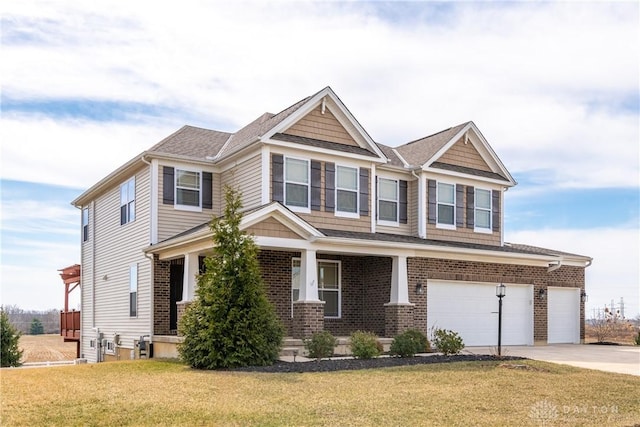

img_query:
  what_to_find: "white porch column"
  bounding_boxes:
[299,249,320,302]
[181,252,200,302]
[389,255,410,304]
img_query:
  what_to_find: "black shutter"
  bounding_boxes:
[359,168,369,216]
[163,166,174,205]
[427,179,437,224]
[325,162,335,212]
[399,180,408,224]
[492,190,501,232]
[456,184,464,227]
[120,205,127,225]
[311,160,321,211]
[272,154,284,203]
[466,186,475,229]
[202,172,212,209]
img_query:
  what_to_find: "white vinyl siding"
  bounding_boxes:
[129,264,138,317]
[221,153,262,211]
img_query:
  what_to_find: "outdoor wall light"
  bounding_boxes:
[538,288,546,300]
[415,282,424,294]
[581,291,588,303]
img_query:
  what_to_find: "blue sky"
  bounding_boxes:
[1,0,638,319]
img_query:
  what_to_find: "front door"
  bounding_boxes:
[169,260,184,331]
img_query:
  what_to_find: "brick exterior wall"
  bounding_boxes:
[384,304,415,337]
[176,301,191,330]
[153,255,171,335]
[292,301,325,338]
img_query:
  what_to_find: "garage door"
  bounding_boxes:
[427,281,533,346]
[548,287,580,344]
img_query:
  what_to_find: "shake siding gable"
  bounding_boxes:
[284,105,359,147]
[437,137,493,172]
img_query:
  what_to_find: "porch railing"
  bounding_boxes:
[60,310,80,340]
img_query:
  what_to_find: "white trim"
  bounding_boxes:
[370,164,376,233]
[265,139,386,164]
[174,167,203,212]
[391,148,410,168]
[417,172,426,238]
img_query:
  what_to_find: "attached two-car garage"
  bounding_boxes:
[427,281,533,347]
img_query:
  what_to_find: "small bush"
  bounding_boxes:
[350,331,381,359]
[634,330,640,346]
[432,328,464,355]
[390,329,430,357]
[304,331,337,360]
[1,308,23,367]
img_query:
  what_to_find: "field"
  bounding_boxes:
[18,334,78,363]
[585,321,639,345]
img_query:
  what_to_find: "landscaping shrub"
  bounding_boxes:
[1,307,23,367]
[178,186,284,369]
[634,330,640,346]
[304,331,337,360]
[432,328,464,355]
[390,329,430,357]
[350,331,381,359]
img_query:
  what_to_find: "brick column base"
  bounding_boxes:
[384,303,415,337]
[292,301,325,339]
[176,301,192,335]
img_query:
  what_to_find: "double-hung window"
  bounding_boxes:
[120,177,135,225]
[336,165,358,215]
[475,188,492,231]
[291,258,341,318]
[82,207,89,242]
[129,264,138,317]
[176,169,201,208]
[437,182,455,227]
[378,178,398,224]
[284,157,309,209]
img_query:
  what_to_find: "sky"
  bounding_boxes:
[1,1,638,319]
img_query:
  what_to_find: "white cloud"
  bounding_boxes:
[506,227,640,319]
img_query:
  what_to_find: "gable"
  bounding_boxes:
[283,104,359,147]
[245,217,304,240]
[436,137,493,173]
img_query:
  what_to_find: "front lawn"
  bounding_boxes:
[2,359,638,426]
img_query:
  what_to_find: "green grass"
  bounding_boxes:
[2,359,639,426]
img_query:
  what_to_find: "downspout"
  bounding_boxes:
[547,260,562,272]
[141,155,155,345]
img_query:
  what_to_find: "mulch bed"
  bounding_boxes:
[230,354,527,373]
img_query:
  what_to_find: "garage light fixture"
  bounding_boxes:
[538,288,546,300]
[581,291,588,303]
[415,282,424,294]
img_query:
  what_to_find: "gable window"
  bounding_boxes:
[120,177,135,225]
[437,182,455,227]
[176,169,201,208]
[129,264,138,317]
[475,188,492,231]
[378,178,398,223]
[284,157,309,209]
[336,165,358,215]
[82,207,89,242]
[291,258,341,318]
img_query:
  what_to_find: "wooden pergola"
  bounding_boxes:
[59,264,81,358]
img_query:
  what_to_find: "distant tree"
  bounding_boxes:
[1,307,23,367]
[30,318,45,335]
[178,186,284,369]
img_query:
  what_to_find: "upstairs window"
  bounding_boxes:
[120,177,135,225]
[437,182,455,226]
[475,188,492,230]
[176,169,201,208]
[378,178,398,223]
[336,165,358,215]
[129,264,138,317]
[284,157,310,209]
[82,207,89,242]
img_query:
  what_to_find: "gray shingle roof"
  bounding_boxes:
[431,161,509,181]
[272,133,379,157]
[376,143,405,167]
[394,122,469,168]
[147,125,232,160]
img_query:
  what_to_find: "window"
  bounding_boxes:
[378,178,398,223]
[291,258,341,318]
[82,207,89,242]
[120,177,135,225]
[475,188,492,230]
[176,169,201,208]
[129,264,138,317]
[437,182,455,226]
[336,166,358,214]
[284,157,309,209]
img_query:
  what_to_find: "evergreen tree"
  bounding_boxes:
[178,186,284,369]
[29,318,45,335]
[1,307,23,367]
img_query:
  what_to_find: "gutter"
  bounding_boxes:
[547,260,562,272]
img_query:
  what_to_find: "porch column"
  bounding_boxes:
[292,249,324,338]
[181,252,200,302]
[384,255,414,337]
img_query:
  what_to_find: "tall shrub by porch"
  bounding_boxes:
[178,186,284,369]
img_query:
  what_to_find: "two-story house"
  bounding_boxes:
[72,86,591,362]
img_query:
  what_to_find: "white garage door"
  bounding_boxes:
[548,287,580,344]
[427,281,533,346]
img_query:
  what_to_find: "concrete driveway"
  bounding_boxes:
[466,344,640,376]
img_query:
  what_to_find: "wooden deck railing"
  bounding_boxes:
[60,310,80,340]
